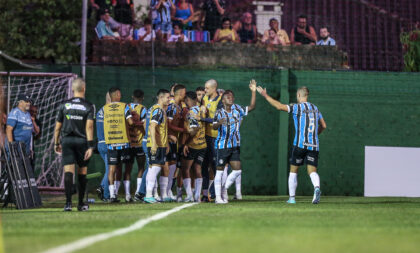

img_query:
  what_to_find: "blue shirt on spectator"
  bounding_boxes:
[151,0,175,24]
[96,20,115,39]
[6,107,33,153]
[96,106,105,143]
[317,37,336,46]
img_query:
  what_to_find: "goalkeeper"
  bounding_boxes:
[54,78,95,211]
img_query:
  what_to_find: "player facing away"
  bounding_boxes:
[126,89,147,202]
[54,78,95,211]
[103,87,134,203]
[144,89,171,204]
[166,84,187,202]
[257,86,327,204]
[212,80,257,204]
[181,91,207,202]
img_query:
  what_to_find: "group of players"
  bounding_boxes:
[54,77,326,211]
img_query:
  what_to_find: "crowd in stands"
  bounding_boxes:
[91,0,336,46]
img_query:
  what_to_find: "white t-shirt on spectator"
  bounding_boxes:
[138,27,156,41]
[168,34,189,42]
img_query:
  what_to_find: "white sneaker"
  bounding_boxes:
[222,188,228,201]
[125,194,133,202]
[215,197,227,204]
[184,196,194,203]
[154,195,161,202]
[234,194,243,200]
[168,191,177,201]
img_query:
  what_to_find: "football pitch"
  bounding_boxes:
[2,196,420,253]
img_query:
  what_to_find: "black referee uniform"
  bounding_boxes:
[56,97,95,211]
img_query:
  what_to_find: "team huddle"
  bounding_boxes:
[54,78,326,211]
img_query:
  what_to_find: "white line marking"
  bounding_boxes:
[41,203,197,253]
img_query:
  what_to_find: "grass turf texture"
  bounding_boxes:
[2,196,420,253]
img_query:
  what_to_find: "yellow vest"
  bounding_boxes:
[104,102,129,144]
[128,103,145,147]
[147,104,168,148]
[185,106,207,150]
[203,95,222,138]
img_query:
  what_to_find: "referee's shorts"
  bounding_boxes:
[62,137,90,167]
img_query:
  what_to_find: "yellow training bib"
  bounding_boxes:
[203,95,222,138]
[104,102,129,144]
[147,104,168,148]
[128,103,145,147]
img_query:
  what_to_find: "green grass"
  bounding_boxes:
[2,196,420,253]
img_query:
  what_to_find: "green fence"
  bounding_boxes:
[39,65,420,195]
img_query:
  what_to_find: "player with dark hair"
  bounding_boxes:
[257,85,327,204]
[54,78,95,211]
[126,89,147,202]
[195,87,205,105]
[144,89,171,203]
[103,87,134,203]
[212,80,256,204]
[181,91,207,202]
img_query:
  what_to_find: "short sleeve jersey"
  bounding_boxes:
[213,104,248,149]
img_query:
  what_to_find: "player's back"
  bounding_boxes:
[290,102,323,151]
[58,97,94,139]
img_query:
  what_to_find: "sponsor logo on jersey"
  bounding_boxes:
[66,115,83,120]
[65,103,86,111]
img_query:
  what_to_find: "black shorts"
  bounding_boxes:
[127,146,145,163]
[107,148,131,165]
[166,142,178,162]
[216,147,240,167]
[147,147,167,165]
[62,137,90,167]
[176,145,184,168]
[184,147,206,166]
[289,146,319,167]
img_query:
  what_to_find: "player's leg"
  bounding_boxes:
[306,150,321,204]
[234,169,242,200]
[224,148,242,197]
[123,149,134,202]
[181,156,194,202]
[98,142,110,201]
[176,168,183,202]
[201,142,210,200]
[144,147,164,203]
[191,166,196,195]
[214,148,230,204]
[77,166,88,211]
[62,138,76,211]
[192,149,205,202]
[221,164,229,201]
[166,143,177,200]
[160,162,170,201]
[134,152,146,201]
[287,147,305,204]
[107,149,120,202]
[114,163,122,197]
[136,140,149,200]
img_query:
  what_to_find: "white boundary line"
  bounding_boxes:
[41,203,197,253]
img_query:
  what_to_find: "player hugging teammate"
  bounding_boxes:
[56,78,325,208]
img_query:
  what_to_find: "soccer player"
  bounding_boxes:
[126,89,147,202]
[196,87,205,105]
[181,91,207,202]
[166,84,187,201]
[212,80,256,204]
[201,79,223,201]
[144,89,171,203]
[103,87,134,203]
[54,78,95,211]
[257,86,327,204]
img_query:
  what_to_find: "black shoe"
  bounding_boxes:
[134,192,145,202]
[64,202,72,211]
[77,202,89,211]
[201,195,210,203]
[109,197,120,203]
[96,186,104,200]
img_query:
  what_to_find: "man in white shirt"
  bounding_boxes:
[167,24,189,43]
[137,18,156,42]
[317,26,336,46]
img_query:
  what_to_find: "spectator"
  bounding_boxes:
[290,15,317,45]
[262,29,282,45]
[317,26,336,46]
[96,9,118,40]
[29,104,41,171]
[262,18,289,45]
[90,0,120,29]
[168,24,189,42]
[151,0,176,41]
[173,0,194,30]
[5,94,39,155]
[214,17,239,43]
[233,12,257,43]
[137,18,156,42]
[113,0,135,25]
[200,0,226,40]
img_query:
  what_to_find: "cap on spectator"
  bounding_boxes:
[17,94,31,103]
[99,9,109,16]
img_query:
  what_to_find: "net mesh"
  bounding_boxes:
[0,72,76,189]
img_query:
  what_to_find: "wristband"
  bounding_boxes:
[88,140,96,149]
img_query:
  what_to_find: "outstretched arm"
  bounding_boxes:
[257,86,289,112]
[248,79,257,112]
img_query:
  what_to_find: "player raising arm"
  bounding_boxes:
[257,85,326,204]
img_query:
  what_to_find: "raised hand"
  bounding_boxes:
[249,79,257,92]
[257,86,267,97]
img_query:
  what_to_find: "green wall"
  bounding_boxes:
[41,65,420,195]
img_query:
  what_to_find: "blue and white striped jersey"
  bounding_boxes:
[213,104,248,149]
[287,102,323,151]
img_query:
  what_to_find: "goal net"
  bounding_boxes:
[0,72,77,190]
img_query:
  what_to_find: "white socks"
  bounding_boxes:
[222,166,228,186]
[109,184,116,198]
[123,180,130,196]
[167,164,176,195]
[225,170,242,190]
[135,178,142,194]
[115,180,121,196]
[194,178,203,201]
[288,172,297,198]
[159,176,169,199]
[310,172,320,189]
[146,166,161,198]
[214,170,223,199]
[235,174,242,195]
[183,178,193,198]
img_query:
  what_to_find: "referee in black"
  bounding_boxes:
[54,78,95,211]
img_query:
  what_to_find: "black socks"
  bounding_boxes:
[78,174,87,205]
[64,172,73,203]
